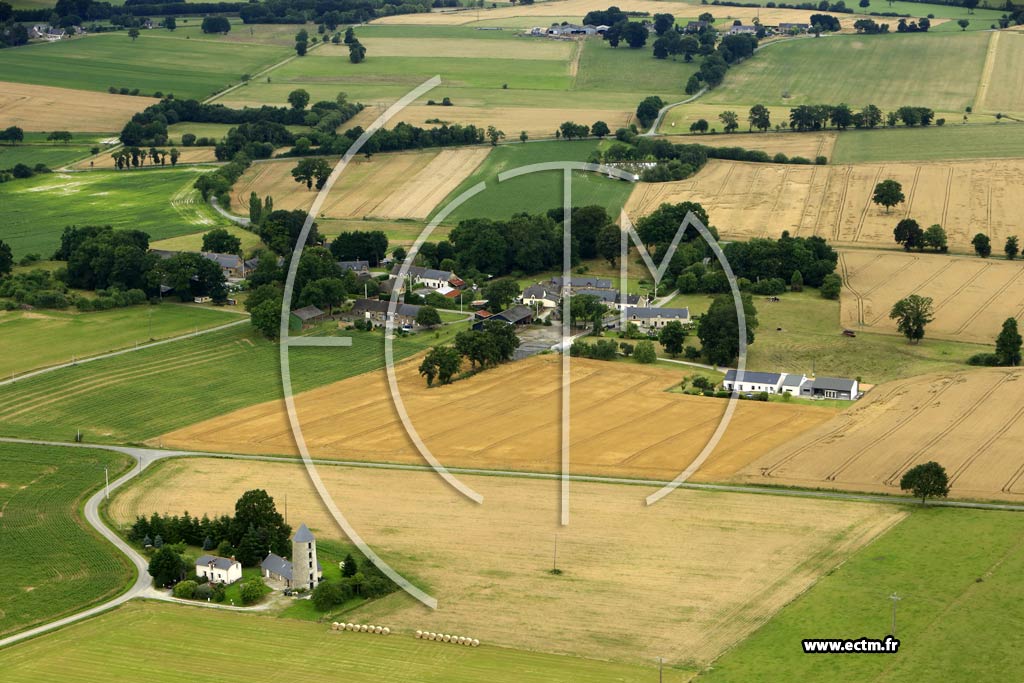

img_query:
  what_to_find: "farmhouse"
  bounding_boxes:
[624,306,691,330]
[348,298,421,327]
[474,304,533,329]
[194,554,242,585]
[391,265,463,290]
[520,285,560,309]
[338,260,369,273]
[685,20,709,32]
[728,25,758,34]
[800,376,860,401]
[551,276,613,291]
[261,523,323,591]
[291,305,326,328]
[547,23,599,36]
[778,22,810,33]
[575,288,645,312]
[723,370,791,395]
[202,252,245,279]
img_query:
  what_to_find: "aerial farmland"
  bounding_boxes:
[2,0,1024,679]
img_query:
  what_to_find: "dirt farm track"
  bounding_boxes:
[626,158,1024,250]
[738,368,1024,502]
[840,249,1024,344]
[156,355,835,482]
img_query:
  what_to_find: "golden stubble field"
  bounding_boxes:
[839,249,1024,344]
[626,157,1024,250]
[231,147,489,220]
[738,368,1024,502]
[156,355,836,482]
[0,81,153,131]
[109,457,905,665]
[661,131,836,160]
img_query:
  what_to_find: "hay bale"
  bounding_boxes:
[331,622,339,630]
[374,626,383,634]
[471,639,480,647]
[427,632,436,640]
[382,627,391,636]
[359,625,368,632]
[457,636,466,644]
[415,630,423,638]
[442,634,451,642]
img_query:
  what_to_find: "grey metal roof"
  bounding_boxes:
[495,305,533,324]
[626,306,690,320]
[522,285,558,300]
[351,298,420,318]
[781,373,805,387]
[196,554,238,571]
[338,260,369,271]
[293,523,315,543]
[724,370,782,385]
[809,376,857,392]
[202,252,243,269]
[261,553,292,580]
[392,265,453,281]
[291,305,325,321]
[552,276,613,289]
[574,288,641,305]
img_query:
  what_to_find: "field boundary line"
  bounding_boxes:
[974,30,1000,113]
[0,318,248,388]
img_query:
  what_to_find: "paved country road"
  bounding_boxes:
[3,434,1024,648]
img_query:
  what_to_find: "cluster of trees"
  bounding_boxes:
[311,553,396,611]
[969,317,1023,367]
[698,293,759,366]
[419,321,519,386]
[0,268,150,311]
[129,489,292,568]
[972,232,1022,261]
[555,120,610,140]
[0,161,50,184]
[723,232,839,288]
[853,18,890,32]
[892,219,947,252]
[345,26,366,62]
[683,34,757,95]
[329,230,389,266]
[895,16,931,31]
[200,15,230,33]
[287,120,486,158]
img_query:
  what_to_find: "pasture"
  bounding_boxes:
[744,289,991,383]
[0,168,227,258]
[703,32,990,112]
[625,157,1024,251]
[830,122,1024,163]
[231,148,490,221]
[977,30,1024,114]
[740,367,1024,501]
[0,305,244,378]
[0,143,95,170]
[150,223,262,253]
[0,81,148,132]
[705,507,1024,682]
[0,323,461,444]
[840,249,1024,344]
[0,32,287,100]
[0,442,133,638]
[0,602,672,682]
[869,0,1007,30]
[109,458,904,666]
[156,354,835,482]
[436,140,636,223]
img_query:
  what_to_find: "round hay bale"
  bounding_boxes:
[382,627,391,636]
[368,625,376,631]
[442,634,451,643]
[415,630,423,638]
[331,622,339,630]
[457,636,466,644]
[471,639,480,647]
[360,625,368,633]
[427,632,436,640]
[374,626,383,634]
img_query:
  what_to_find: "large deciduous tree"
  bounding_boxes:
[889,294,934,343]
[697,293,758,366]
[996,317,1022,366]
[899,461,949,504]
[872,179,905,213]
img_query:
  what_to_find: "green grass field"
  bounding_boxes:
[435,140,635,223]
[831,122,1024,162]
[744,289,991,383]
[0,442,133,638]
[0,305,246,378]
[0,32,287,100]
[573,39,697,101]
[0,601,669,682]
[0,144,97,169]
[0,168,229,259]
[704,32,990,112]
[0,320,466,444]
[868,0,1007,30]
[704,507,1024,681]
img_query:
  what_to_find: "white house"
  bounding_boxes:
[722,370,788,395]
[391,265,462,290]
[722,370,860,399]
[800,376,860,400]
[521,284,560,309]
[261,523,323,590]
[195,554,243,585]
[624,306,690,330]
[575,288,645,312]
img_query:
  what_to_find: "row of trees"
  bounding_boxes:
[893,219,948,252]
[418,321,520,386]
[111,145,180,169]
[129,489,292,568]
[972,232,1022,261]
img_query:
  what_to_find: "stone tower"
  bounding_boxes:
[291,523,319,591]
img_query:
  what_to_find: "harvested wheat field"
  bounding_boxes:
[738,368,1024,502]
[109,456,904,665]
[625,158,1024,250]
[373,0,855,27]
[662,131,835,161]
[840,249,1024,344]
[978,31,1024,115]
[343,104,630,139]
[320,37,573,60]
[231,148,489,220]
[156,355,835,481]
[0,82,154,131]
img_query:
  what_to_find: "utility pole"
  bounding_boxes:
[889,592,901,636]
[657,657,665,683]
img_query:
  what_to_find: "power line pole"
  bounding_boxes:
[889,592,901,636]
[657,657,665,683]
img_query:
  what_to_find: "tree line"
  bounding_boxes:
[419,320,520,387]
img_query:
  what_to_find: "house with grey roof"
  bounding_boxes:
[261,523,323,590]
[574,288,645,312]
[551,276,613,291]
[521,284,560,309]
[624,306,690,330]
[347,298,421,328]
[195,554,242,585]
[800,376,860,400]
[338,260,369,273]
[391,265,462,289]
[728,24,758,34]
[201,252,245,278]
